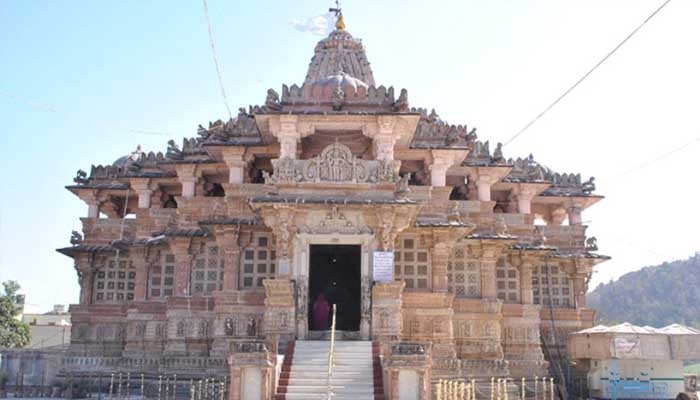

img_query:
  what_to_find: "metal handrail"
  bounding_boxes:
[326,303,337,399]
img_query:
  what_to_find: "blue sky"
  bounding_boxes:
[1,0,699,312]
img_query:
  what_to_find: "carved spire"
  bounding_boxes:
[304,3,375,87]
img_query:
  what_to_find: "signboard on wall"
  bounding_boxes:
[278,257,290,275]
[373,251,394,282]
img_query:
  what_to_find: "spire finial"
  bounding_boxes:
[329,0,345,30]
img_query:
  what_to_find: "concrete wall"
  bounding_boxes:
[0,349,65,387]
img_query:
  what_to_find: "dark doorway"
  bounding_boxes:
[308,245,361,332]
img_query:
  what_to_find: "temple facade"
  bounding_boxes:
[58,16,607,400]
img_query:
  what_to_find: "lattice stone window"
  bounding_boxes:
[447,246,481,298]
[150,253,175,298]
[192,244,224,294]
[94,258,136,303]
[496,258,520,303]
[394,235,430,290]
[533,265,573,307]
[241,233,276,289]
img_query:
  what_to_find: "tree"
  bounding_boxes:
[0,281,31,348]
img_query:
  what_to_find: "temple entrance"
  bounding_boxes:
[308,244,361,333]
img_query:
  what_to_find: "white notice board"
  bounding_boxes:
[373,251,394,282]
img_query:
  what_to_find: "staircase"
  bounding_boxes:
[276,340,383,400]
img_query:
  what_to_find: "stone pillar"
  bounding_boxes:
[426,150,468,188]
[432,242,450,292]
[131,247,149,301]
[429,161,450,187]
[515,187,537,215]
[170,238,192,296]
[87,202,100,218]
[568,206,582,226]
[374,115,398,161]
[573,273,587,308]
[519,260,534,305]
[480,258,497,299]
[278,115,300,159]
[384,343,432,400]
[222,147,248,184]
[228,342,275,400]
[549,206,567,225]
[131,178,153,209]
[371,282,405,341]
[262,279,296,341]
[215,226,241,291]
[175,165,199,198]
[76,254,93,305]
[473,170,503,202]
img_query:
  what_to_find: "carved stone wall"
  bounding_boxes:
[262,279,296,342]
[372,282,405,341]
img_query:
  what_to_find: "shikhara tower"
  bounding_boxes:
[58,12,607,400]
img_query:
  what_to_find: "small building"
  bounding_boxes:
[569,323,700,399]
[18,304,72,349]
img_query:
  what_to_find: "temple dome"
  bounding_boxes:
[304,29,375,87]
[112,145,144,168]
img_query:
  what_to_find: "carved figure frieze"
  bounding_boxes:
[391,343,426,355]
[264,142,400,184]
[299,207,371,235]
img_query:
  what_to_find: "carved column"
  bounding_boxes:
[426,150,468,188]
[371,282,405,341]
[278,115,300,159]
[130,178,153,209]
[373,115,398,161]
[432,242,450,292]
[519,259,535,305]
[76,190,101,218]
[175,165,199,198]
[76,254,94,305]
[567,206,583,226]
[87,201,100,218]
[480,243,500,300]
[548,206,568,225]
[262,279,296,341]
[222,147,248,184]
[476,170,502,202]
[573,273,586,308]
[170,237,192,296]
[130,246,149,301]
[512,185,538,215]
[215,226,241,291]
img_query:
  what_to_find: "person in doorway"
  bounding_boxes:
[312,293,330,331]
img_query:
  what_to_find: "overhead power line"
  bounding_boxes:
[503,0,673,146]
[611,134,700,178]
[202,0,234,120]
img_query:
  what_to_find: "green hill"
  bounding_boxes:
[587,253,700,328]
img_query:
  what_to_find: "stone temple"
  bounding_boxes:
[58,13,608,400]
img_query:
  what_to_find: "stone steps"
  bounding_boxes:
[275,340,384,400]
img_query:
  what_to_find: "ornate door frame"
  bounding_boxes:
[293,232,375,340]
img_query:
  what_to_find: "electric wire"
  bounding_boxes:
[503,0,673,146]
[202,0,233,120]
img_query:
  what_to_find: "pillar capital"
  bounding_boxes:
[510,183,540,214]
[175,165,200,198]
[221,147,250,184]
[425,149,468,187]
[130,178,155,208]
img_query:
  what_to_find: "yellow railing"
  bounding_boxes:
[326,303,337,399]
[435,377,556,400]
